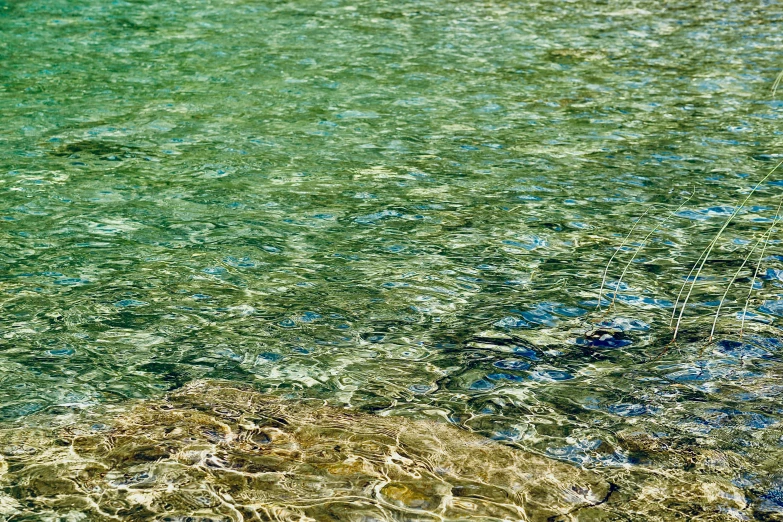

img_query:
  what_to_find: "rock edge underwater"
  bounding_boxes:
[0,380,610,521]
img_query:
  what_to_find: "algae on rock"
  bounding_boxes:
[0,380,610,521]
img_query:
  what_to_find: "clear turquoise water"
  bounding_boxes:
[2,0,783,518]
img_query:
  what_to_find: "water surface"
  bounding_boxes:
[2,0,783,519]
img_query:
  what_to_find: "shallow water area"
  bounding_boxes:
[2,0,783,519]
[2,380,781,521]
[0,381,614,521]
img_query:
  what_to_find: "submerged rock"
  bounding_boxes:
[0,381,610,521]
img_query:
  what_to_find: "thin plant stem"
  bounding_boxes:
[774,69,783,98]
[740,197,783,337]
[708,238,761,342]
[672,159,783,342]
[671,245,704,327]
[596,206,656,310]
[609,192,694,312]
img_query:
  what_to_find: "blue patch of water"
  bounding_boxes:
[114,299,148,307]
[300,311,322,322]
[666,367,712,382]
[469,379,494,390]
[759,300,783,316]
[493,316,530,329]
[256,352,282,364]
[713,340,772,360]
[512,346,539,360]
[598,317,650,331]
[530,369,574,381]
[487,373,525,382]
[606,403,654,417]
[577,335,632,348]
[354,209,403,224]
[47,348,74,356]
[493,359,531,370]
[763,268,783,281]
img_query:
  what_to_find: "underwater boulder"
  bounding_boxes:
[0,380,611,521]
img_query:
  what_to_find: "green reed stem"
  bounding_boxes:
[672,160,783,342]
[739,197,783,337]
[597,206,656,310]
[609,192,693,313]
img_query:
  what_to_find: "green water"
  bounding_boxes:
[2,0,783,518]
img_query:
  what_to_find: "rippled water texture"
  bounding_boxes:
[2,0,783,519]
